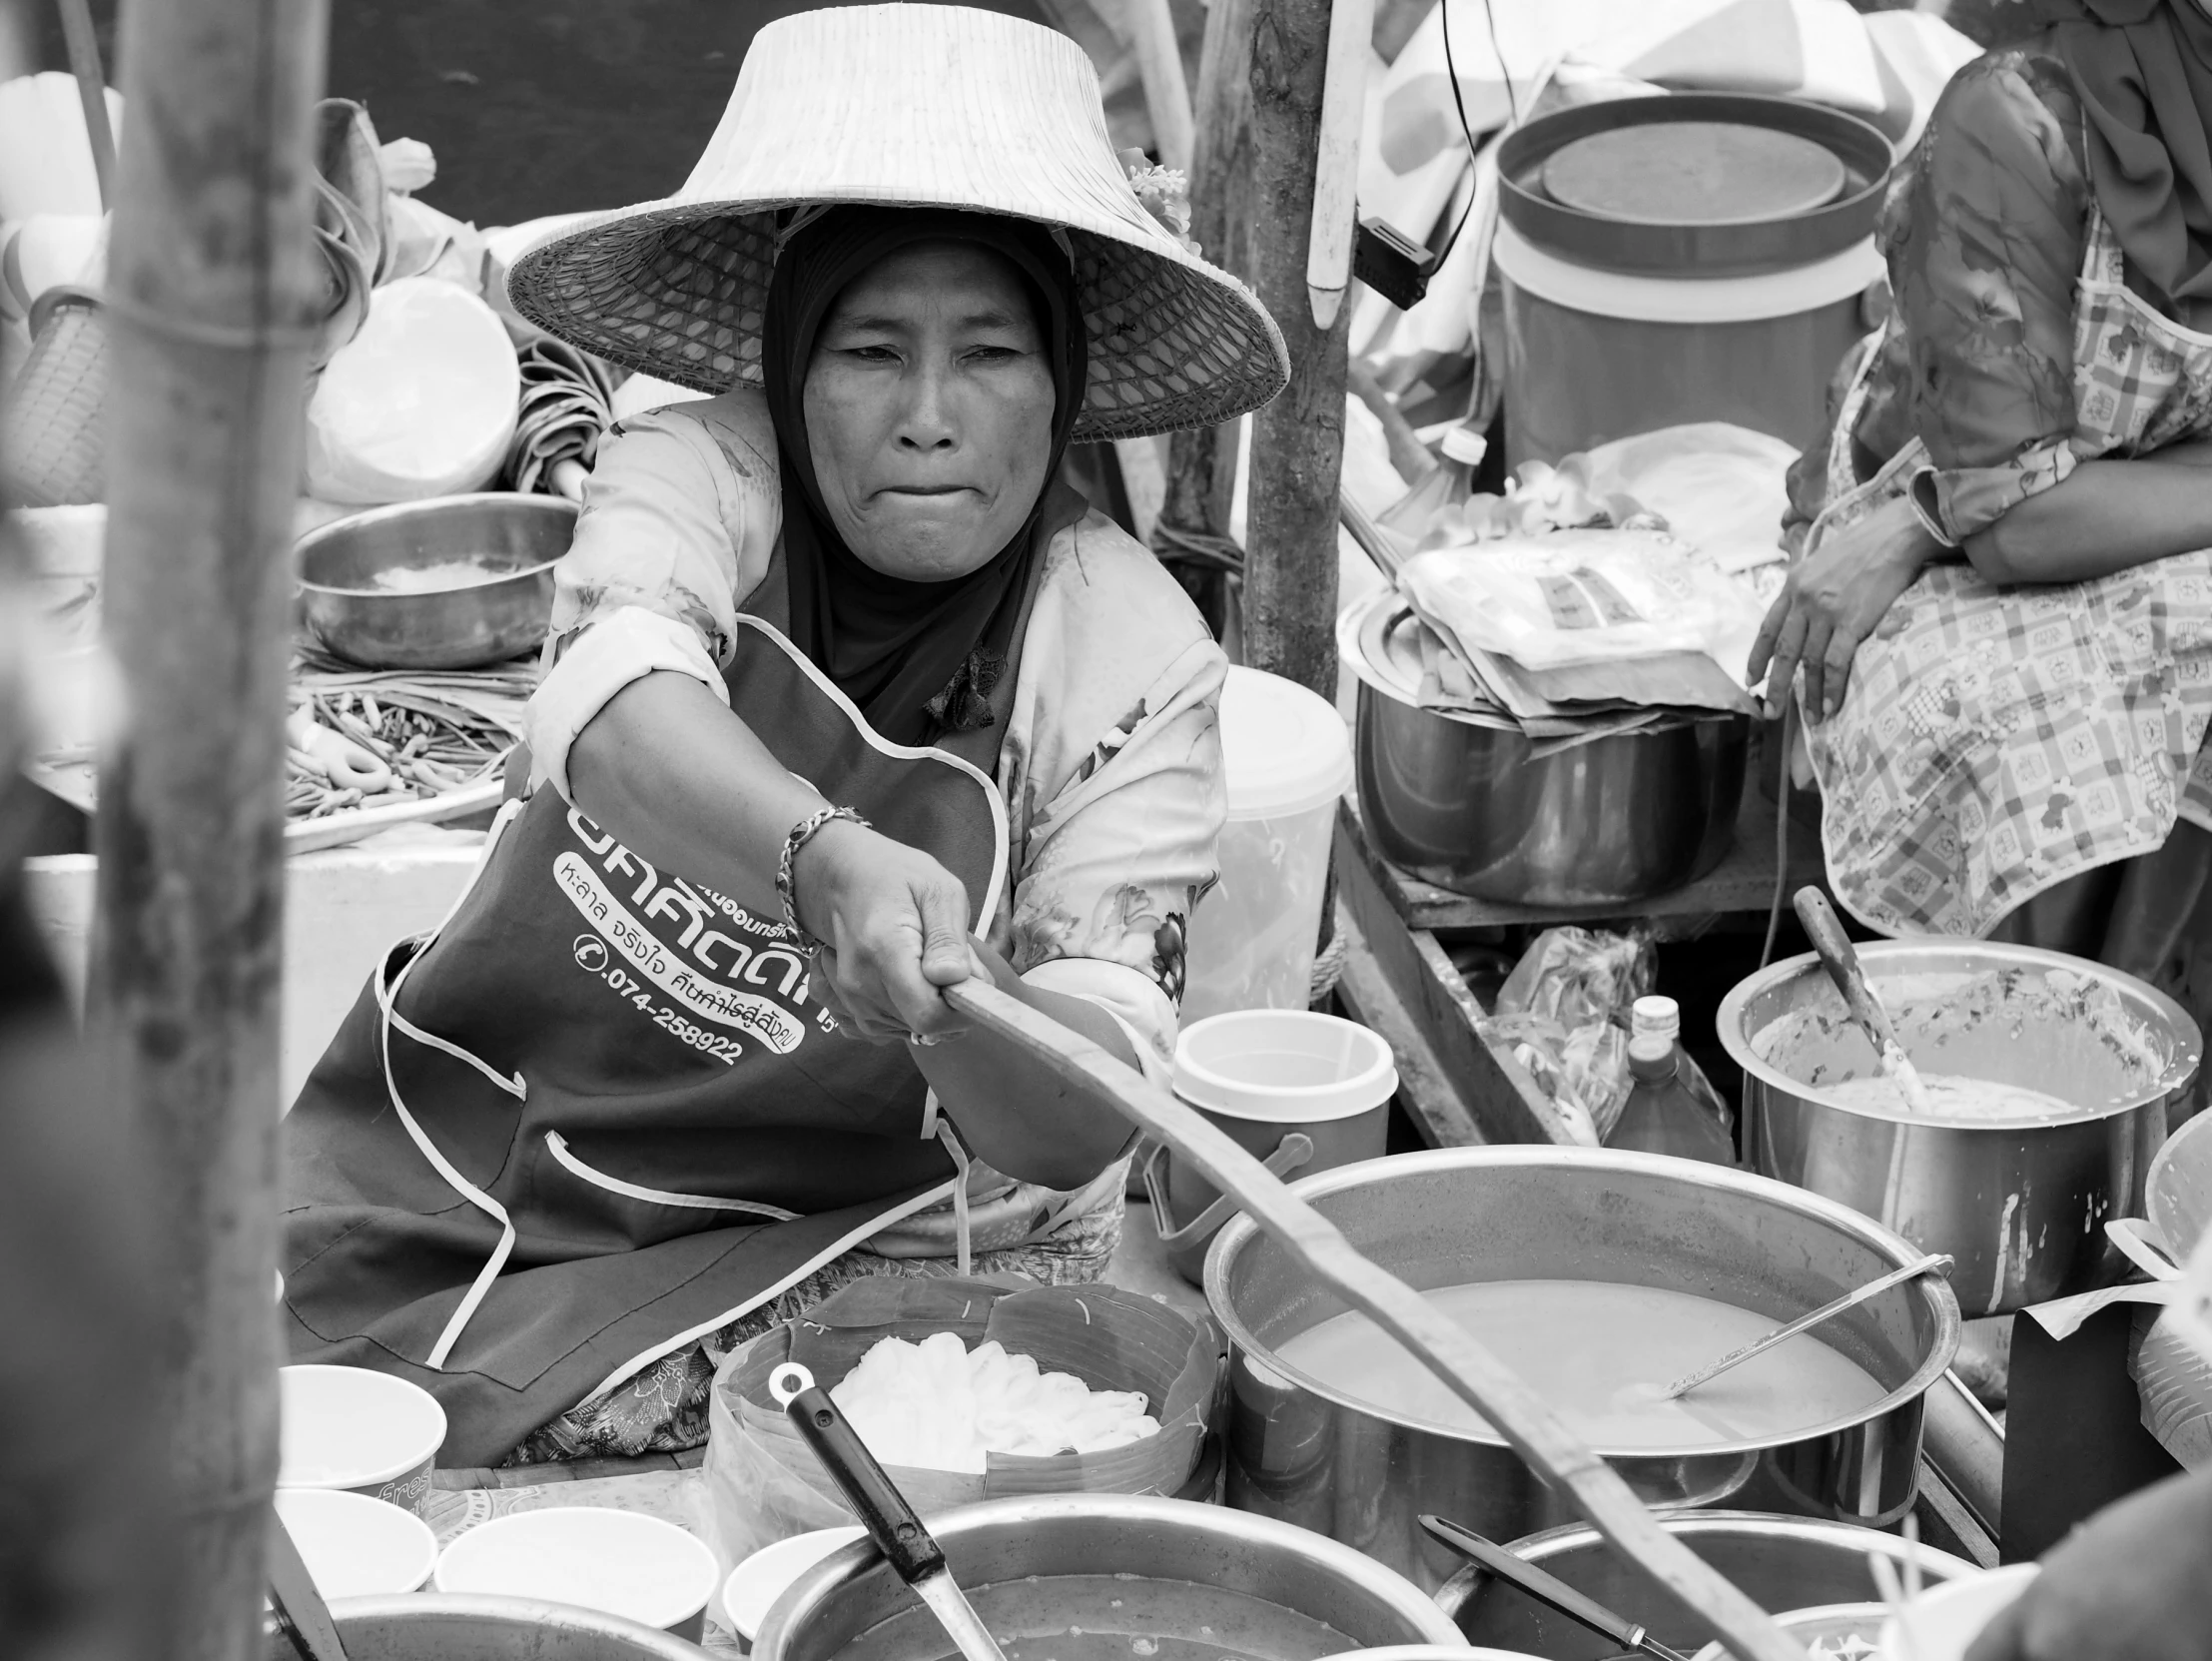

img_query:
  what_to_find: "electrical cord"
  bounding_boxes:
[1431,0,1519,268]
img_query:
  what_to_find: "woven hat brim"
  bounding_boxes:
[507,197,1289,443]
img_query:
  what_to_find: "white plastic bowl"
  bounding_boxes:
[720,1527,868,1647]
[1879,1563,2040,1661]
[273,1488,437,1599]
[435,1506,721,1640]
[278,1364,446,1514]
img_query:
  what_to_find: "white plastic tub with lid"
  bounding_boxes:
[1180,666,1354,1023]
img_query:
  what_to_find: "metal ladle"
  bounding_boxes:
[1660,1251,1953,1399]
[1420,1513,1695,1661]
[770,1361,1009,1661]
[1794,886,1939,1115]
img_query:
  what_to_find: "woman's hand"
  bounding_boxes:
[792,818,982,1043]
[1747,495,1939,722]
[1963,1471,2212,1661]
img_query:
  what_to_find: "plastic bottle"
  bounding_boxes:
[1378,420,1488,551]
[1608,1027,1739,1168]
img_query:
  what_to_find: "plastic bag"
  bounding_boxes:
[702,1276,1221,1566]
[1487,928,1655,1145]
[1398,526,1768,677]
[1483,928,1732,1147]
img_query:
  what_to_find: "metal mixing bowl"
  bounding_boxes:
[1340,592,1749,905]
[1204,1149,1959,1592]
[1720,941,2204,1316]
[323,1593,708,1660]
[752,1494,1463,1661]
[1441,1513,1973,1660]
[296,492,577,670]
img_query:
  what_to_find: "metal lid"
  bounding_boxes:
[1541,122,1845,228]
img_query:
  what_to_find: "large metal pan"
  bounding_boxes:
[296,492,577,670]
[1720,940,2203,1316]
[1205,1148,1958,1593]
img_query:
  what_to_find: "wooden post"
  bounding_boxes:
[1154,0,1256,601]
[93,0,329,1659]
[1241,0,1347,697]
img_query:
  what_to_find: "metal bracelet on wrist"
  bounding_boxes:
[776,805,868,952]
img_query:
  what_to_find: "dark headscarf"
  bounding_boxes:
[761,206,1089,745]
[2025,0,2212,304]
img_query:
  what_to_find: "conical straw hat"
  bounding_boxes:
[507,3,1288,441]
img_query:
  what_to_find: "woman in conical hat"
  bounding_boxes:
[281,3,1287,1466]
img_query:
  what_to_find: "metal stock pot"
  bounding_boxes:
[1339,591,1748,906]
[751,1494,1462,1661]
[1204,1149,1958,1593]
[1720,940,2203,1315]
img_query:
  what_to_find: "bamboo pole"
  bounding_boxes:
[1303,0,1372,330]
[1241,0,1347,696]
[1126,0,1195,174]
[93,1,329,1660]
[1153,0,1256,615]
[56,0,116,206]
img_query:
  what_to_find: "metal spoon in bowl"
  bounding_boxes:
[771,1361,1009,1661]
[1420,1514,1697,1661]
[1661,1252,1953,1400]
[1794,887,1939,1116]
[268,1503,352,1661]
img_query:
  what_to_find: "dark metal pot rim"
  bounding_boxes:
[1202,1147,1960,1458]
[1719,940,2203,1128]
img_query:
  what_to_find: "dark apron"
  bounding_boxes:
[283,507,1069,1467]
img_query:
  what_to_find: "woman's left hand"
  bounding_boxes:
[1747,495,1939,722]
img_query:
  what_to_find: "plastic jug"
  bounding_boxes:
[1180,667,1354,1023]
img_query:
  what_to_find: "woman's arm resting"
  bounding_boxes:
[1968,452,2212,584]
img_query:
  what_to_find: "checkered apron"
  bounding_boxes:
[1804,210,2212,937]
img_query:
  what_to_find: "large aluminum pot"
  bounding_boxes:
[753,1494,1462,1661]
[1205,1149,1958,1592]
[1721,940,2203,1317]
[1442,1512,1976,1660]
[320,1593,708,1661]
[1339,591,1748,905]
[297,492,577,670]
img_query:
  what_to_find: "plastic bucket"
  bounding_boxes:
[1496,220,1879,468]
[274,1488,438,1599]
[279,1364,447,1517]
[1180,667,1353,1025]
[435,1507,722,1643]
[1166,1009,1397,1225]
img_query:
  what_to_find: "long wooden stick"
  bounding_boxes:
[55,0,116,207]
[1126,0,1194,174]
[943,979,1807,1661]
[1303,0,1372,330]
[95,2,329,1661]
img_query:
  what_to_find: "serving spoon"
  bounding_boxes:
[1794,887,1938,1116]
[1419,1514,1694,1661]
[1660,1252,1953,1399]
[771,1361,1009,1661]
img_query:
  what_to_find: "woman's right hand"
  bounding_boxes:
[790,818,982,1043]
[1747,494,1939,723]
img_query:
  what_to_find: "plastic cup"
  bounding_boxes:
[1166,1008,1398,1223]
[273,1488,437,1599]
[435,1506,722,1642]
[278,1363,446,1517]
[720,1526,868,1652]
[1879,1563,2040,1661]
[1180,667,1353,1025]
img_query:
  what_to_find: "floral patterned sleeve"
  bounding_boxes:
[1892,48,2093,540]
[991,518,1228,1078]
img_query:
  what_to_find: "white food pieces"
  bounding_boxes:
[829,1331,1158,1474]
